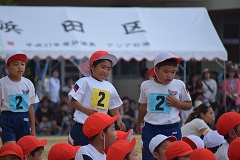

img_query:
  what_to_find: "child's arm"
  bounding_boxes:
[28,104,36,136]
[70,98,98,116]
[166,96,192,110]
[110,108,126,131]
[136,103,147,134]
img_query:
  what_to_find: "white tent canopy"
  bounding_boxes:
[0,6,227,61]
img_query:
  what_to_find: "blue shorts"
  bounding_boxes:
[69,122,89,146]
[0,111,30,144]
[142,122,181,160]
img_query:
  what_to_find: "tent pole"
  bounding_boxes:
[183,62,186,83]
[214,59,227,112]
[68,58,82,78]
[61,60,65,88]
[223,61,227,112]
[214,59,224,68]
[177,62,186,83]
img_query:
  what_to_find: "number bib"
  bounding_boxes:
[91,88,110,110]
[9,94,29,112]
[149,93,171,114]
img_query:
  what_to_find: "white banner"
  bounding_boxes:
[0,6,227,61]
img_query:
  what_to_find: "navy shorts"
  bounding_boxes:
[0,111,30,144]
[142,122,182,160]
[69,122,89,146]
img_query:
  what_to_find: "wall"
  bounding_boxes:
[113,77,143,102]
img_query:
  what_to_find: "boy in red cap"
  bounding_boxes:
[136,51,192,159]
[228,137,240,160]
[17,135,47,160]
[0,143,24,160]
[68,50,125,146]
[0,50,39,144]
[215,112,240,160]
[165,141,193,160]
[75,112,118,160]
[107,137,141,160]
[48,142,80,160]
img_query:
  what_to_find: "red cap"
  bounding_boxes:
[190,148,216,160]
[5,50,27,64]
[228,137,240,160]
[116,129,133,141]
[0,143,24,160]
[165,141,193,160]
[107,137,136,160]
[148,51,180,78]
[78,50,118,77]
[17,135,47,156]
[48,142,80,160]
[216,112,240,136]
[83,113,119,138]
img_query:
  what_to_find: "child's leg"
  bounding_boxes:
[69,122,89,146]
[142,122,182,160]
[142,122,157,160]
[16,112,30,141]
[0,112,19,143]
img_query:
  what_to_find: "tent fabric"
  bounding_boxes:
[0,6,227,61]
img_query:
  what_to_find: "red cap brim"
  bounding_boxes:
[182,137,197,150]
[147,67,156,78]
[7,54,27,64]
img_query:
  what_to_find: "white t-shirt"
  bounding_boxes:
[0,76,39,112]
[138,79,191,125]
[215,142,229,160]
[75,144,106,160]
[69,76,122,124]
[181,118,210,137]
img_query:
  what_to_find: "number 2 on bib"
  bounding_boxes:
[149,93,171,114]
[91,88,110,110]
[9,94,29,112]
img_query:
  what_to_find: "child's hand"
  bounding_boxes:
[117,121,126,131]
[85,108,98,116]
[31,130,36,136]
[166,95,180,108]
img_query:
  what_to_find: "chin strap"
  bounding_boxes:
[154,68,160,82]
[102,131,106,150]
[232,129,238,138]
